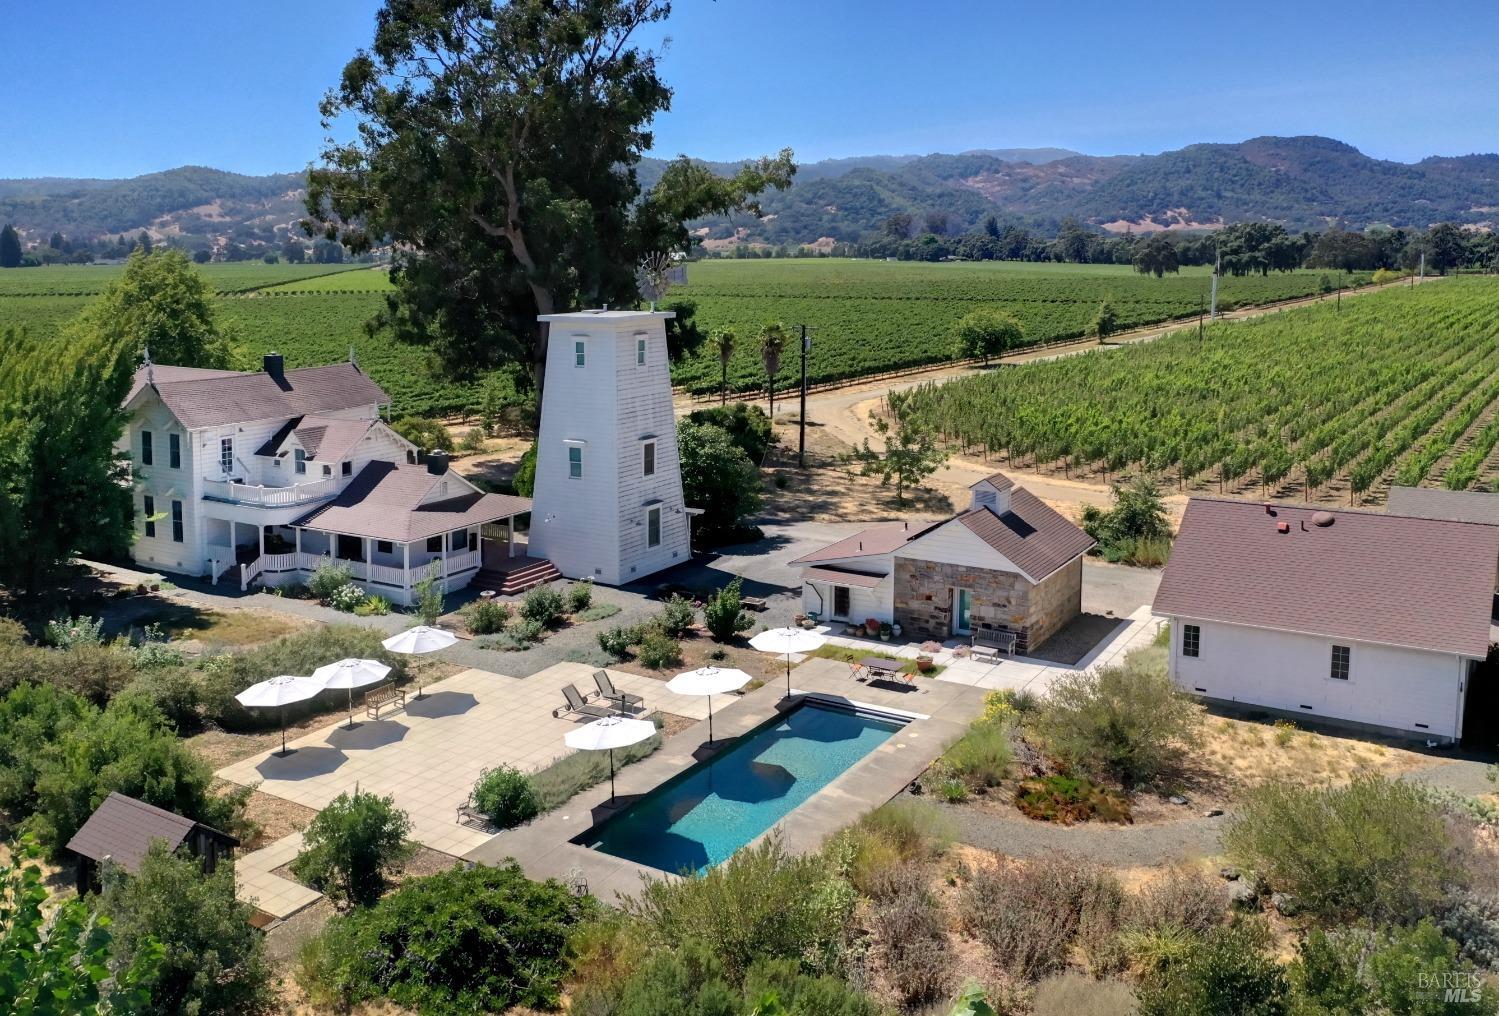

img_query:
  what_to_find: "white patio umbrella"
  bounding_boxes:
[666,666,751,743]
[381,625,457,698]
[312,658,392,728]
[749,627,827,697]
[235,675,324,757]
[563,715,657,804]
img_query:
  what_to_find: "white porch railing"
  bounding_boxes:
[445,549,481,574]
[237,548,488,597]
[239,558,262,591]
[367,563,407,587]
[258,551,299,575]
[203,476,339,507]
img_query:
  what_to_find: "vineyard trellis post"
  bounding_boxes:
[798,324,809,468]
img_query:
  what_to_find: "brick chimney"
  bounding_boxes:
[263,352,285,383]
[427,449,449,475]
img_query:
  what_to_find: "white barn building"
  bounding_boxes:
[1153,497,1498,743]
[527,310,693,586]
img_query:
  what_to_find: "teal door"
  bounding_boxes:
[954,589,972,635]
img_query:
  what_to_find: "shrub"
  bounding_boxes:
[458,426,486,452]
[463,597,512,635]
[98,842,274,1016]
[1031,646,1197,787]
[1014,774,1132,824]
[1137,921,1288,1016]
[471,765,542,829]
[0,616,28,646]
[624,837,855,982]
[327,582,366,613]
[1081,476,1173,564]
[1126,868,1227,938]
[123,666,201,731]
[353,594,391,616]
[1437,891,1499,971]
[687,402,773,464]
[391,415,455,453]
[1222,774,1462,924]
[197,626,406,730]
[307,562,354,603]
[870,869,952,1004]
[598,624,637,660]
[678,420,765,544]
[129,623,184,669]
[0,682,90,812]
[410,563,444,625]
[291,790,413,908]
[37,642,141,705]
[567,580,595,613]
[959,854,1123,980]
[1292,920,1493,1016]
[297,862,592,1013]
[520,584,566,627]
[703,577,753,642]
[658,594,697,637]
[576,602,622,623]
[44,614,104,648]
[833,798,955,893]
[636,628,683,669]
[942,717,1013,789]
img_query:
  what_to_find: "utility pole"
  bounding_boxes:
[798,324,810,469]
[1209,248,1221,321]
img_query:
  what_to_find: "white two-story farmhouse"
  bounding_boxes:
[123,353,543,603]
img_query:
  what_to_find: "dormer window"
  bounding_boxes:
[974,488,997,510]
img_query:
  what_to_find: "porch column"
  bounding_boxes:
[294,527,301,563]
[363,537,371,582]
[402,542,411,598]
[508,516,516,558]
[441,534,450,591]
[257,524,264,559]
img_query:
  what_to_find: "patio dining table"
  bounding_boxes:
[858,656,910,683]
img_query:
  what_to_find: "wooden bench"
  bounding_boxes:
[456,794,483,827]
[971,629,1018,662]
[740,595,768,612]
[365,683,407,720]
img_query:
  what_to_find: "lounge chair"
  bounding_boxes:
[556,683,616,720]
[593,669,644,712]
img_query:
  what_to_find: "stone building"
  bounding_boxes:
[792,473,1095,653]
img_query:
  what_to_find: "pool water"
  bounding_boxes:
[579,700,906,874]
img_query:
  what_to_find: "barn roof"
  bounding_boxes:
[1387,486,1499,526]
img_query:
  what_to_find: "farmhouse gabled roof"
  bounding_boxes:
[255,415,379,462]
[129,362,388,429]
[65,792,236,873]
[293,461,531,543]
[789,520,941,565]
[1387,486,1499,526]
[948,488,1097,581]
[1153,497,1499,657]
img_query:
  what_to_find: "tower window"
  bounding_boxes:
[568,445,583,479]
[140,430,153,466]
[574,340,586,367]
[636,337,646,365]
[643,440,656,477]
[646,505,662,548]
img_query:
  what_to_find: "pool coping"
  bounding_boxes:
[463,658,988,904]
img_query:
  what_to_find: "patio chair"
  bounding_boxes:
[556,683,616,720]
[593,670,644,712]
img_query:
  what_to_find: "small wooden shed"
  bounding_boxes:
[64,792,239,893]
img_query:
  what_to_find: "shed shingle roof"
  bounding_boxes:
[803,566,887,588]
[131,362,388,429]
[947,488,1096,581]
[293,461,531,542]
[65,792,234,872]
[1387,486,1499,526]
[789,520,940,565]
[1153,497,1499,657]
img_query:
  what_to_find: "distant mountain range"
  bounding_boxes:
[4,137,1496,250]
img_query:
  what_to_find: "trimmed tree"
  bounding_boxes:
[0,224,21,268]
[81,247,231,368]
[291,789,414,907]
[677,419,763,546]
[952,308,1024,366]
[855,393,948,506]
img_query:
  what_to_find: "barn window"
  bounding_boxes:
[1182,624,1200,658]
[1329,644,1350,681]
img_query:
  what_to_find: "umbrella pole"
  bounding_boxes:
[347,687,354,729]
[786,653,792,698]
[707,695,714,744]
[279,705,287,757]
[609,748,617,804]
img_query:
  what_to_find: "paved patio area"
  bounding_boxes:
[216,663,710,857]
[235,832,322,919]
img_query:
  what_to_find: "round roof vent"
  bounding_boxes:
[1311,511,1335,528]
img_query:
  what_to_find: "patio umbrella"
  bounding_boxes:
[312,658,391,729]
[235,675,323,757]
[666,666,750,743]
[564,715,657,805]
[381,625,457,698]
[749,627,826,698]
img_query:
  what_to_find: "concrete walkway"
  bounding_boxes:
[216,664,710,857]
[235,832,322,919]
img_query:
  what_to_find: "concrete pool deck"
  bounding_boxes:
[464,656,988,903]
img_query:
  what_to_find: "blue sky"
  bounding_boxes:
[2,0,1495,179]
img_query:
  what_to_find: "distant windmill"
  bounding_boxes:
[636,250,687,311]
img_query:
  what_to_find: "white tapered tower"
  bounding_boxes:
[527,309,690,585]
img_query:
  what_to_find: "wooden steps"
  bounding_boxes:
[470,557,562,596]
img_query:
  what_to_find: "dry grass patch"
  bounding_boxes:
[169,608,307,647]
[1193,709,1427,790]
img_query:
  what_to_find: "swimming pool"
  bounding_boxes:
[578,699,907,874]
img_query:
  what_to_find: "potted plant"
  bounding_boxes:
[864,618,881,637]
[879,622,893,641]
[891,622,903,639]
[915,655,935,673]
[846,623,862,636]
